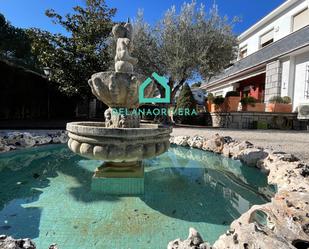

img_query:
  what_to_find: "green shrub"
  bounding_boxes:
[225,91,240,98]
[174,83,197,124]
[240,96,256,106]
[213,96,225,106]
[282,96,291,104]
[269,96,284,104]
[207,92,214,102]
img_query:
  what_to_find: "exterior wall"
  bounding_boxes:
[239,0,309,57]
[210,112,306,130]
[280,57,291,97]
[278,51,309,111]
[293,50,309,109]
[265,60,282,102]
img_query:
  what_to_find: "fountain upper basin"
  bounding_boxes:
[88,71,155,109]
[67,122,172,163]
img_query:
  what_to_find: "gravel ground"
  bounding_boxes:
[172,127,309,162]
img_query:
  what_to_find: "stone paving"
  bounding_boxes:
[172,127,309,162]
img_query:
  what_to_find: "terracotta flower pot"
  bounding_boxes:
[207,100,213,112]
[224,96,241,112]
[242,103,266,112]
[266,103,292,113]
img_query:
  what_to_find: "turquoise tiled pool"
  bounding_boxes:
[0,144,269,249]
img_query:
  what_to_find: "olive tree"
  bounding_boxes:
[132,1,238,103]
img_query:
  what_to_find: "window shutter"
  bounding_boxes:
[260,29,274,45]
[293,8,309,32]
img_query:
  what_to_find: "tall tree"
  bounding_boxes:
[29,0,116,96]
[0,13,34,65]
[132,1,238,104]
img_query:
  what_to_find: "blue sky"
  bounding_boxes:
[0,0,285,35]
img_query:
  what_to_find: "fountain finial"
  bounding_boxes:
[112,22,137,73]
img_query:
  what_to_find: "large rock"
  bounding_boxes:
[222,143,231,157]
[173,136,190,146]
[0,235,58,249]
[0,235,36,249]
[237,148,268,166]
[202,134,225,153]
[51,132,68,144]
[0,131,70,154]
[213,191,309,249]
[33,135,52,145]
[0,137,14,152]
[229,141,253,158]
[167,228,212,249]
[5,132,36,148]
[187,135,205,149]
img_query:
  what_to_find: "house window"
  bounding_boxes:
[239,46,248,59]
[293,8,309,32]
[260,29,274,48]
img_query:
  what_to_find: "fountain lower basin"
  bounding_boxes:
[66,121,172,195]
[67,122,171,162]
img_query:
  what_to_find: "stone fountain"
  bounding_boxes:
[66,21,172,195]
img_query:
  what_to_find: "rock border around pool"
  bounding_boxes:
[168,134,309,249]
[0,131,69,153]
[0,235,58,249]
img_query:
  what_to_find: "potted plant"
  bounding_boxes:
[211,96,225,112]
[206,93,214,112]
[266,96,292,113]
[241,96,265,112]
[224,91,241,112]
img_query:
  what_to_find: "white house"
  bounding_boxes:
[201,0,309,111]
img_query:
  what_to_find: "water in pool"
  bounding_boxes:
[0,144,270,249]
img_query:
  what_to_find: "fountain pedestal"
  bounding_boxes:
[91,161,144,195]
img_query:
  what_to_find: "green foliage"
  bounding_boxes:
[207,92,214,102]
[240,96,256,106]
[191,82,202,88]
[213,96,225,106]
[268,96,284,104]
[282,96,291,104]
[176,84,197,109]
[269,96,291,104]
[225,91,240,98]
[0,13,35,66]
[175,83,197,124]
[28,0,116,96]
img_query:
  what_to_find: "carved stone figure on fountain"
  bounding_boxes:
[112,22,138,73]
